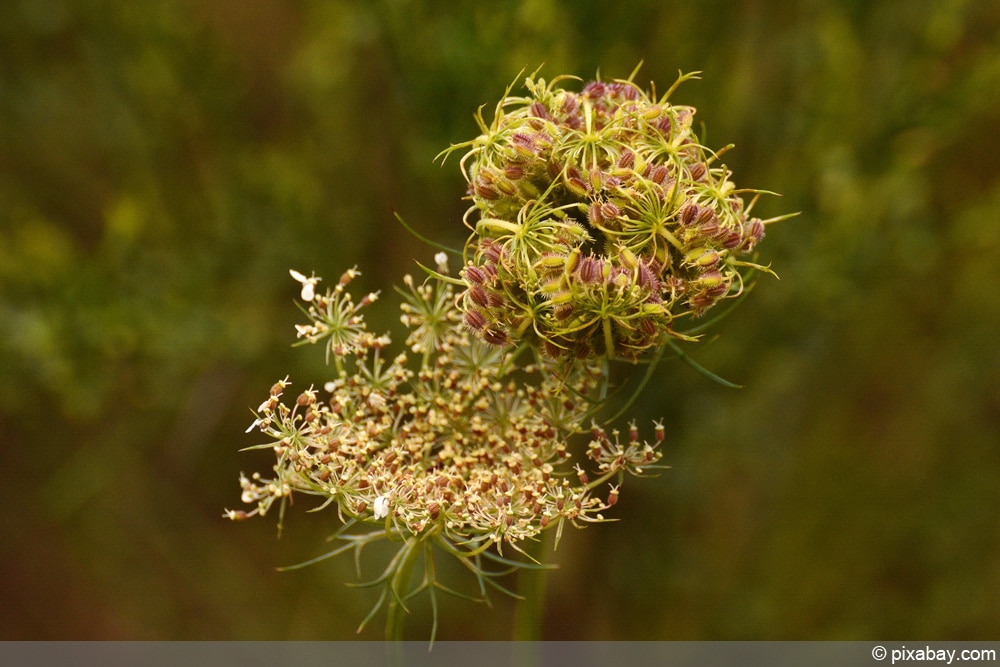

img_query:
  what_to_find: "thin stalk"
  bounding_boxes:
[385,536,422,641]
[510,534,550,641]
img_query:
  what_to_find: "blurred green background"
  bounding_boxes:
[2,0,998,640]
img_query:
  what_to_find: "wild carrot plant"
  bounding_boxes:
[227,67,792,641]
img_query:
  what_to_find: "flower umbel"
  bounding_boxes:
[440,68,790,360]
[228,264,663,637]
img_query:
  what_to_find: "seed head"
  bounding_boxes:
[444,69,782,359]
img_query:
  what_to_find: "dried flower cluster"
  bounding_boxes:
[228,259,663,633]
[230,264,659,546]
[441,69,778,360]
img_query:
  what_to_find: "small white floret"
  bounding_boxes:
[289,269,319,301]
[373,495,390,520]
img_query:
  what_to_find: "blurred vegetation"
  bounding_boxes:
[2,0,998,640]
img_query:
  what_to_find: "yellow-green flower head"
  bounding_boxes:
[442,69,777,360]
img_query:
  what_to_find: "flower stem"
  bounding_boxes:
[511,534,550,640]
[386,537,422,641]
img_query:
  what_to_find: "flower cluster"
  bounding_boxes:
[441,70,777,360]
[228,264,661,570]
[229,68,787,639]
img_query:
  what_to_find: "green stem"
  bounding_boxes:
[386,537,422,641]
[511,534,550,641]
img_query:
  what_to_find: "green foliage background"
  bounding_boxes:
[2,0,998,640]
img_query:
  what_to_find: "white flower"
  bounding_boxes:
[289,269,320,301]
[434,252,449,274]
[294,323,317,338]
[373,495,390,520]
[367,391,386,410]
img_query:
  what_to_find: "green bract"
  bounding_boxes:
[442,69,775,360]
